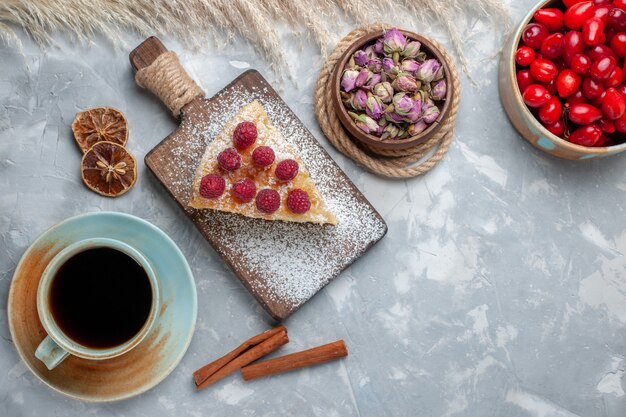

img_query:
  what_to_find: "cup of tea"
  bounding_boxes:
[35,237,160,370]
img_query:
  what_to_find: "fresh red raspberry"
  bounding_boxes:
[255,189,281,214]
[275,159,299,181]
[251,146,275,168]
[286,189,311,214]
[231,178,256,202]
[233,121,257,150]
[199,173,225,199]
[217,147,241,171]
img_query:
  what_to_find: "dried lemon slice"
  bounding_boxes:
[81,141,137,197]
[72,107,128,153]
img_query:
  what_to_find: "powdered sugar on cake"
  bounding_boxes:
[162,84,386,309]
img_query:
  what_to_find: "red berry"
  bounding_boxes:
[590,56,617,81]
[534,8,564,32]
[564,2,596,30]
[251,146,275,168]
[556,69,582,97]
[286,189,311,214]
[570,54,592,74]
[568,124,602,146]
[598,117,616,133]
[516,46,536,66]
[275,159,299,181]
[517,69,534,92]
[255,189,281,214]
[522,23,549,49]
[582,77,605,99]
[605,67,623,88]
[616,84,626,96]
[615,1,626,11]
[544,119,566,136]
[566,89,586,105]
[540,33,564,60]
[615,111,626,132]
[217,147,241,171]
[539,96,563,125]
[586,44,617,61]
[523,84,552,108]
[531,58,559,83]
[594,5,611,23]
[608,7,626,31]
[232,121,257,150]
[563,0,587,7]
[610,32,626,57]
[568,103,603,124]
[583,17,604,46]
[595,134,614,147]
[231,178,257,202]
[199,173,225,199]
[563,31,585,63]
[601,87,626,119]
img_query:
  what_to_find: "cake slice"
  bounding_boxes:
[188,100,337,225]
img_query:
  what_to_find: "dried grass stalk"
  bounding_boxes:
[0,0,510,76]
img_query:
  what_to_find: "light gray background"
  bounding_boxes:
[2,1,626,416]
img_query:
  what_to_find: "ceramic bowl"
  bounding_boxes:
[331,29,454,150]
[498,0,626,160]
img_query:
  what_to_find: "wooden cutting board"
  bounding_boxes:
[131,37,387,321]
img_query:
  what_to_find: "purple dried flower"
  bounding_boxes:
[367,57,382,73]
[367,73,382,88]
[392,92,414,116]
[373,38,384,54]
[355,68,372,88]
[408,119,428,136]
[366,93,384,120]
[341,69,359,92]
[402,41,421,59]
[353,50,369,66]
[383,28,407,55]
[392,74,419,93]
[431,79,447,101]
[364,45,377,60]
[385,110,406,124]
[351,89,368,111]
[349,112,380,135]
[373,82,393,103]
[401,59,421,74]
[415,59,442,83]
[422,99,441,123]
[403,98,423,123]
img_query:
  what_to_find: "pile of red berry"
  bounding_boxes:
[516,0,626,147]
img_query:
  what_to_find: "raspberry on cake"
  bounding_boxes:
[188,100,337,225]
[275,159,299,181]
[232,178,256,202]
[199,173,225,199]
[233,121,257,150]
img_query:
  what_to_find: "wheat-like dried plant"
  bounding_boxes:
[0,0,510,75]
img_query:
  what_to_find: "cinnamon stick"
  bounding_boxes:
[195,328,289,390]
[240,340,348,381]
[193,325,287,388]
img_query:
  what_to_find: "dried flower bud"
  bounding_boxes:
[373,82,394,103]
[384,109,406,124]
[431,79,447,101]
[373,38,384,55]
[349,112,380,135]
[381,123,402,140]
[422,99,441,123]
[367,57,382,73]
[340,91,352,108]
[366,93,384,120]
[367,73,382,88]
[364,45,377,60]
[407,120,428,136]
[415,59,442,83]
[392,73,420,93]
[401,59,421,74]
[392,93,414,116]
[403,98,423,124]
[383,28,407,55]
[382,58,400,79]
[355,68,372,88]
[351,89,368,111]
[354,50,369,66]
[403,41,422,59]
[341,69,360,92]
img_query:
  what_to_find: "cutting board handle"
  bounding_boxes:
[130,36,205,117]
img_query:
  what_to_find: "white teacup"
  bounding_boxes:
[35,238,160,370]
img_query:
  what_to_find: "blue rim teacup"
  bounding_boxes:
[35,237,160,370]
